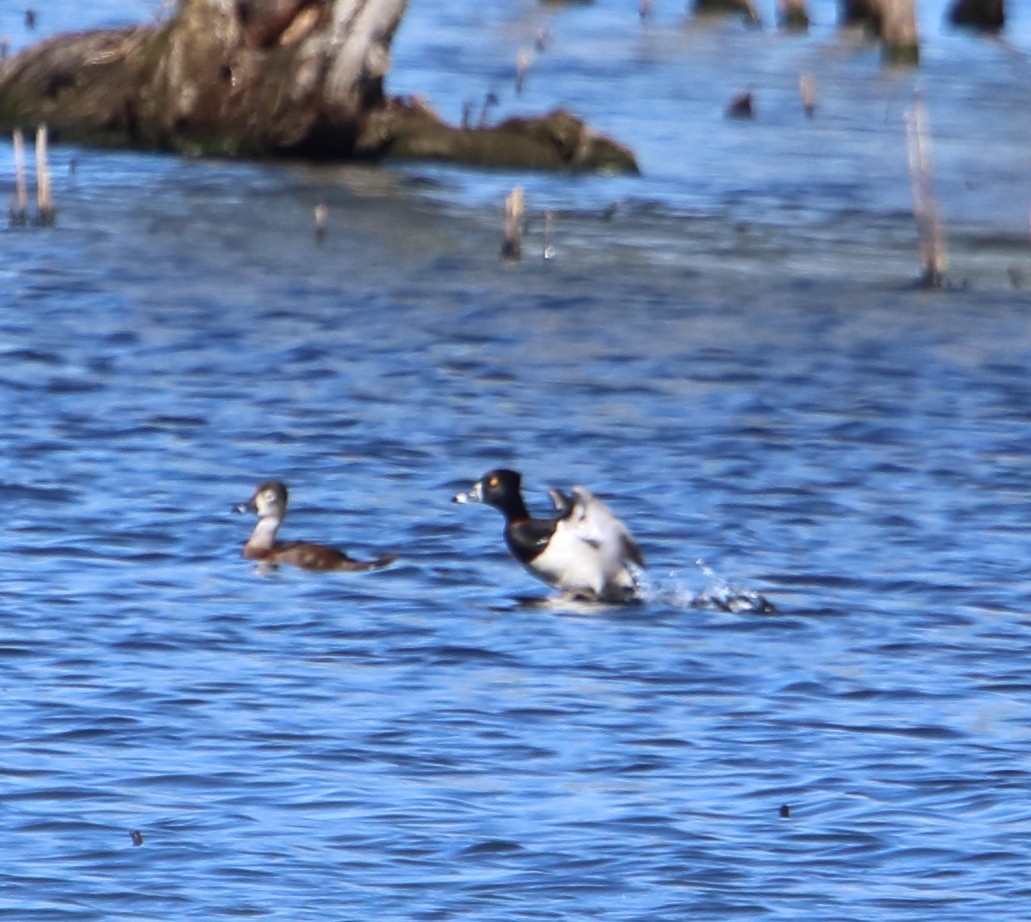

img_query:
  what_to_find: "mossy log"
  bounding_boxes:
[0,0,638,173]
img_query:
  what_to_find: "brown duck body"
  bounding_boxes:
[242,539,395,572]
[238,480,395,573]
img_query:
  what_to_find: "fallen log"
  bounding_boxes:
[0,0,638,173]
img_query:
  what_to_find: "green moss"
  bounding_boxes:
[882,41,920,66]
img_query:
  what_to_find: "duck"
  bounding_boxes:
[236,480,395,572]
[453,468,645,603]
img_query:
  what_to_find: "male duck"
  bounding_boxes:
[453,468,645,603]
[236,480,395,572]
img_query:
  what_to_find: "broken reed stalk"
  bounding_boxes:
[10,128,28,225]
[35,123,55,225]
[313,203,327,245]
[798,73,816,117]
[501,186,524,262]
[904,96,946,288]
[515,49,532,96]
[543,210,556,260]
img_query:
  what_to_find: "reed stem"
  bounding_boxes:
[502,186,524,262]
[35,123,55,225]
[904,95,946,288]
[10,129,28,226]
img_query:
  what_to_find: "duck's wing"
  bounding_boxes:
[565,487,645,569]
[547,487,575,517]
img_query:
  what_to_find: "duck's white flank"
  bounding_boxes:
[530,487,643,601]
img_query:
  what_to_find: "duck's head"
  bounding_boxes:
[453,468,528,519]
[236,480,289,519]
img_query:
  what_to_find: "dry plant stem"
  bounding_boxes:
[313,202,327,244]
[543,210,555,260]
[11,127,27,224]
[799,73,816,116]
[502,186,524,262]
[35,122,54,223]
[905,97,946,288]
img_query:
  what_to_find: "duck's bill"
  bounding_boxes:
[233,499,257,514]
[452,481,484,504]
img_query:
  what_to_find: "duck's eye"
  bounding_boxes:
[487,475,499,488]
[263,490,277,502]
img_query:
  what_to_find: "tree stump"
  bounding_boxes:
[841,0,919,65]
[778,0,811,31]
[0,0,638,172]
[949,0,1004,31]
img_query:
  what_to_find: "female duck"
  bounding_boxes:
[237,480,395,572]
[453,468,645,603]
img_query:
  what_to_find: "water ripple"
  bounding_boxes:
[2,3,1031,919]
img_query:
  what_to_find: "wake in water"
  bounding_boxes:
[514,560,774,614]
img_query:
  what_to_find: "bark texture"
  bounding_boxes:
[0,0,638,172]
[841,0,919,64]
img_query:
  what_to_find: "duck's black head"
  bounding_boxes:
[453,468,529,521]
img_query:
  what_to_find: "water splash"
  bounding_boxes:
[640,560,775,613]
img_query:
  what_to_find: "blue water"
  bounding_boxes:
[3,1,1031,919]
